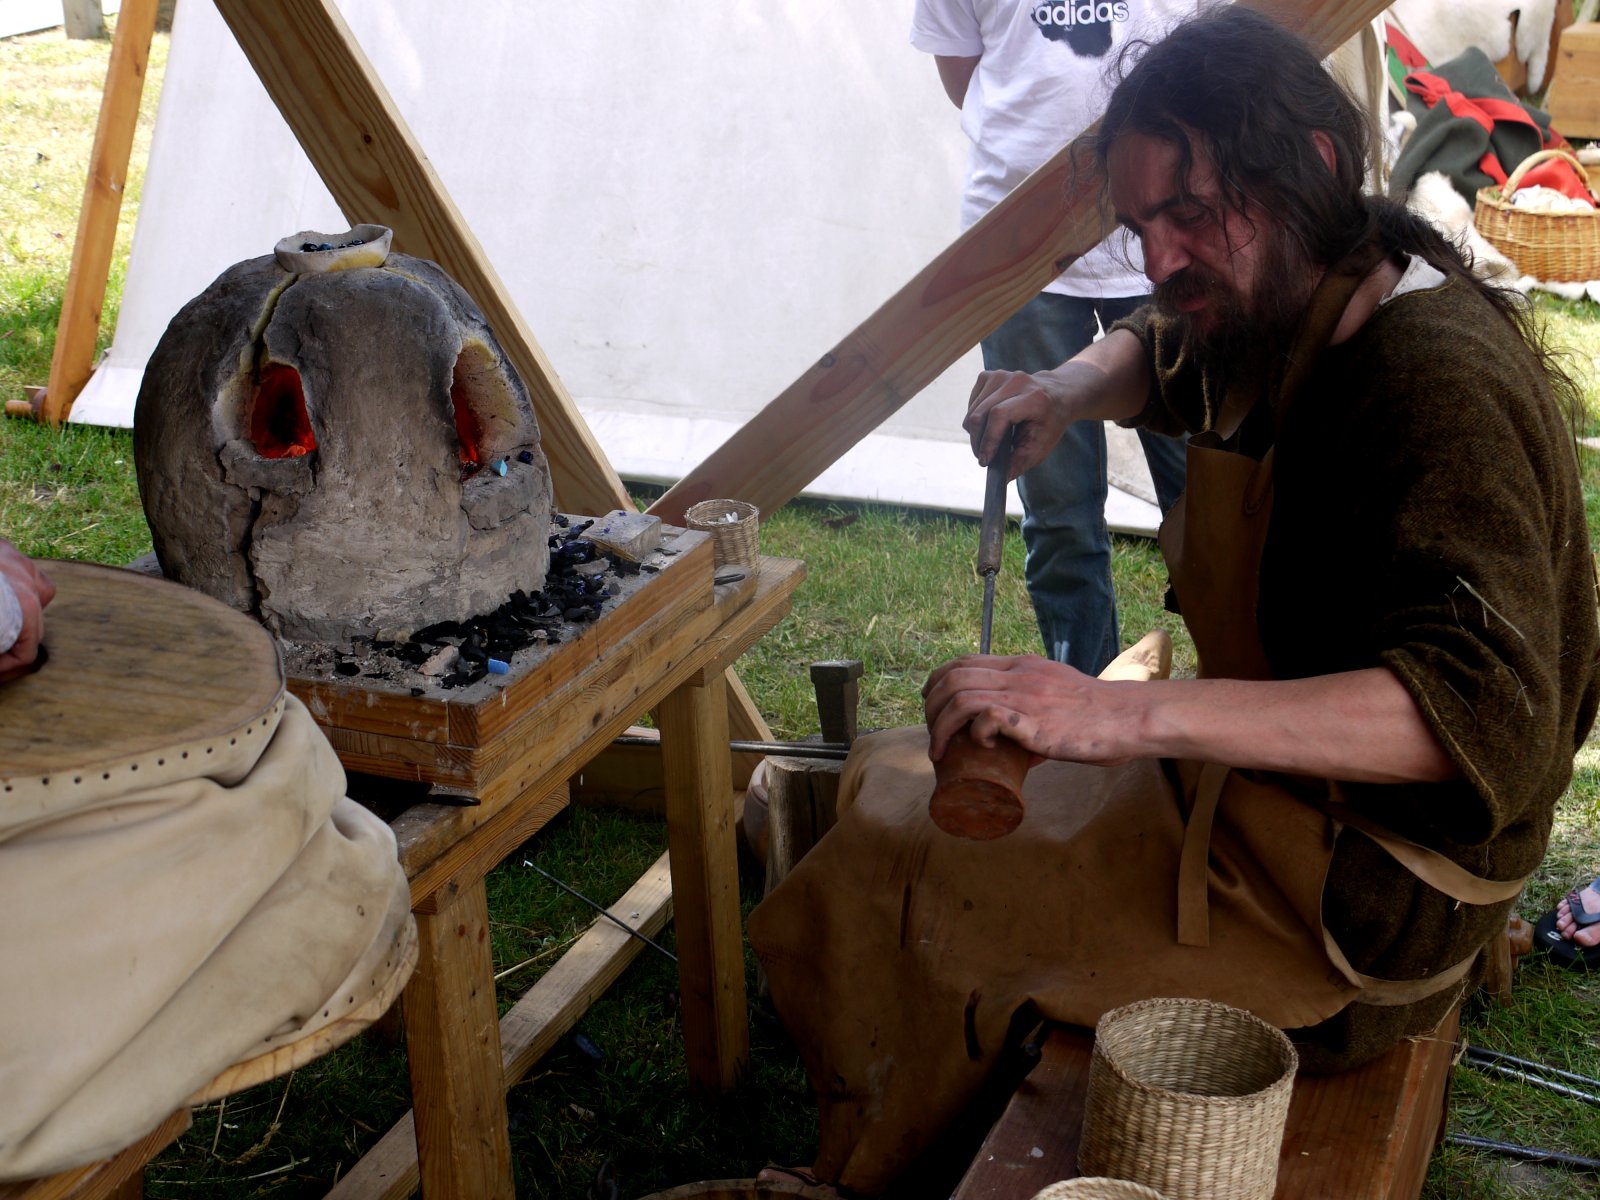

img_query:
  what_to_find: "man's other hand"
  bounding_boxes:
[922,653,1144,767]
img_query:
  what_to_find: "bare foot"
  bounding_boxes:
[1554,877,1600,948]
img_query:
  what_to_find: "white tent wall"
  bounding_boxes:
[73,0,1161,531]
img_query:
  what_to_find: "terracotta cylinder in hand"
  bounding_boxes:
[928,729,1031,840]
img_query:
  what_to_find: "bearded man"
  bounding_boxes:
[748,6,1600,1194]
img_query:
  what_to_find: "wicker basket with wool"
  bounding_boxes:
[1473,149,1600,283]
[684,499,760,568]
[1078,997,1298,1200]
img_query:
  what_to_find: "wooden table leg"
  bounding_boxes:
[404,880,515,1199]
[657,670,750,1094]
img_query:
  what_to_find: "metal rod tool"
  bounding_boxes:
[1446,1133,1600,1172]
[927,434,1028,841]
[976,436,1012,655]
[1464,1044,1600,1105]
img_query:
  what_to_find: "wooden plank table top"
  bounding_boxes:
[953,1008,1460,1200]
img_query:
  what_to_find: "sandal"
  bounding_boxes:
[1567,878,1600,928]
[1534,877,1600,970]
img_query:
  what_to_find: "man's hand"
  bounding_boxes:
[923,654,1145,766]
[963,328,1153,477]
[964,371,1074,477]
[0,539,55,683]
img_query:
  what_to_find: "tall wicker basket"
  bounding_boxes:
[1031,1180,1170,1199]
[1473,149,1600,283]
[1078,997,1298,1200]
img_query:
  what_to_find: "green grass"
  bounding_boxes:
[5,18,1600,1200]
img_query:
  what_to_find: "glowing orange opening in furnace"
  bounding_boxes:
[249,364,317,458]
[451,378,482,470]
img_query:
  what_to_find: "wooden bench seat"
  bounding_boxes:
[953,1006,1460,1200]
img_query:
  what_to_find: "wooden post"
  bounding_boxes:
[39,0,159,426]
[404,882,515,1200]
[62,0,105,39]
[657,670,750,1094]
[647,0,1401,526]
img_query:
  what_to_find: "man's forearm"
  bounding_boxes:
[924,657,1459,785]
[1038,327,1152,424]
[1124,669,1459,784]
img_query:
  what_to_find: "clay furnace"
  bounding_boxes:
[133,226,553,644]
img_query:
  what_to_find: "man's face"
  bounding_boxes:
[1107,131,1310,361]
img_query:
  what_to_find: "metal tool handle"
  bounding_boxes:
[976,437,1011,577]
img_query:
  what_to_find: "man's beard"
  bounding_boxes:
[1154,225,1316,373]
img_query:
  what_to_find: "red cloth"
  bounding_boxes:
[1387,22,1592,205]
[1404,68,1591,198]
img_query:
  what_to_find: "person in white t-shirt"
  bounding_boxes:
[912,0,1190,673]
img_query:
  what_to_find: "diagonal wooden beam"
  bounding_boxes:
[211,0,630,519]
[648,0,1396,526]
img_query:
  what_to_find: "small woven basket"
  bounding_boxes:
[1078,997,1298,1200]
[684,499,760,568]
[1473,148,1600,283]
[1031,1180,1170,1199]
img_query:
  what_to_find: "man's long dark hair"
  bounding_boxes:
[1090,4,1580,421]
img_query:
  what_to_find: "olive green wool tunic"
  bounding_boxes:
[1120,270,1600,1066]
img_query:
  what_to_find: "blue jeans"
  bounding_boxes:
[981,292,1187,674]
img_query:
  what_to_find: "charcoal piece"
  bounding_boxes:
[414,619,466,643]
[334,661,360,676]
[551,540,597,569]
[572,1031,606,1065]
[410,687,425,697]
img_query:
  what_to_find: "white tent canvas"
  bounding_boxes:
[74,0,1162,531]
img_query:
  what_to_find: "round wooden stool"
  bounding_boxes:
[0,562,418,1199]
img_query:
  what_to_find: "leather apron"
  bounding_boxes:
[1158,249,1525,1007]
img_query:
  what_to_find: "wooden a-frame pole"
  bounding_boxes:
[647,0,1398,527]
[21,0,160,427]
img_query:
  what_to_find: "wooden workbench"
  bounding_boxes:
[952,1007,1459,1199]
[285,528,805,1199]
